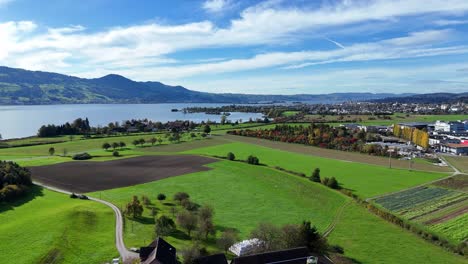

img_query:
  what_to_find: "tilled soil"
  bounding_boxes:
[30,155,217,193]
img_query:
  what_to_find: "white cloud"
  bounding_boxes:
[1,0,468,85]
[203,0,231,13]
[0,0,13,7]
[434,19,468,26]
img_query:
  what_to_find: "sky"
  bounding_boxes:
[1,0,468,95]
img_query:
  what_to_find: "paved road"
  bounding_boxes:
[33,182,139,263]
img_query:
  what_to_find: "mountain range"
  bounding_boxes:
[0,66,463,105]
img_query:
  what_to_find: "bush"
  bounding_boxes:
[247,155,259,165]
[157,193,166,201]
[72,152,92,160]
[227,152,236,161]
[113,151,120,157]
[310,168,321,182]
[70,193,78,199]
[174,192,190,203]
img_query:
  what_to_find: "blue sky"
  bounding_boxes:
[1,0,468,94]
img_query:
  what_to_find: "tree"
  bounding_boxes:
[102,142,111,151]
[221,115,227,125]
[141,195,151,206]
[139,138,146,146]
[227,152,235,161]
[125,196,144,219]
[217,229,238,253]
[158,138,163,145]
[112,142,119,150]
[199,218,215,239]
[157,193,166,202]
[180,245,201,264]
[203,125,211,134]
[155,215,175,237]
[173,192,190,203]
[310,168,321,182]
[250,222,281,252]
[150,137,157,146]
[199,205,214,220]
[327,177,339,189]
[247,155,259,165]
[119,141,126,149]
[48,147,55,156]
[172,133,181,142]
[300,221,328,254]
[62,148,68,157]
[132,139,139,147]
[177,210,198,236]
[113,151,119,157]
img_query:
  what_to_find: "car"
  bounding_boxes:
[112,257,120,264]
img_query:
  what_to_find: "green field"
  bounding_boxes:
[184,142,448,198]
[90,161,347,250]
[327,202,466,264]
[0,187,117,264]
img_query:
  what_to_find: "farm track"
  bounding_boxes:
[323,201,351,237]
[32,182,139,264]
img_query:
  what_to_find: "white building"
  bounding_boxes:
[439,143,468,155]
[434,121,466,133]
[229,239,264,256]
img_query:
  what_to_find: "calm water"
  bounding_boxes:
[0,104,264,139]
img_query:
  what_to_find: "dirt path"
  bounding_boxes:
[323,201,351,237]
[33,182,139,263]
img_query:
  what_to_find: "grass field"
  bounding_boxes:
[445,156,468,174]
[90,161,347,251]
[0,132,204,157]
[301,113,467,126]
[220,134,451,172]
[184,142,448,198]
[0,187,117,264]
[327,202,466,264]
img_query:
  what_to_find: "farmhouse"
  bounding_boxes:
[139,237,177,264]
[229,238,264,256]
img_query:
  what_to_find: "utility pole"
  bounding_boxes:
[388,150,392,169]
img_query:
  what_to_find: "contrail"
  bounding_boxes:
[324,37,345,49]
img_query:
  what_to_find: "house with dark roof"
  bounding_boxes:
[139,237,177,264]
[194,253,229,264]
[231,247,333,264]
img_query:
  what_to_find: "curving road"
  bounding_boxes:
[33,182,139,263]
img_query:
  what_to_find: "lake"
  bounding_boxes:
[0,104,264,139]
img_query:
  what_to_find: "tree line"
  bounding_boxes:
[37,118,201,137]
[228,124,392,157]
[393,125,429,149]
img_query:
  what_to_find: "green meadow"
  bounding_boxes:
[183,142,448,198]
[0,187,116,264]
[90,161,347,250]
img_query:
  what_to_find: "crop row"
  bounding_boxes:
[429,214,468,242]
[413,199,468,223]
[374,186,455,212]
[399,194,467,220]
